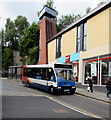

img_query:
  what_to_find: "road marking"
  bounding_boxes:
[24,88,108,120]
[52,109,69,113]
[46,95,106,120]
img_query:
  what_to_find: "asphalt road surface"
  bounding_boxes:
[1,78,110,120]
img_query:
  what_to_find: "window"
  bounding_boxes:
[77,26,81,52]
[56,36,62,58]
[46,20,53,41]
[76,22,87,52]
[83,23,87,50]
[24,68,56,81]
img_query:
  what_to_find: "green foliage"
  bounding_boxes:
[19,22,40,64]
[57,14,81,32]
[45,0,56,9]
[97,0,105,7]
[15,15,29,36]
[4,18,17,49]
[86,7,91,14]
[2,47,13,70]
[2,16,30,70]
[3,16,29,50]
[28,46,39,64]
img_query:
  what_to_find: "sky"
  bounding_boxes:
[0,0,107,30]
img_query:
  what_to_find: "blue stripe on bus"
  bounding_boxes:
[22,81,76,92]
[22,81,49,91]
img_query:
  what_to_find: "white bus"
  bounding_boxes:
[22,63,76,94]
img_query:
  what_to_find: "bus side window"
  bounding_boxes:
[35,68,42,79]
[39,68,48,80]
[48,69,56,82]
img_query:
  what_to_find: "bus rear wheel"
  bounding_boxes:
[26,82,30,87]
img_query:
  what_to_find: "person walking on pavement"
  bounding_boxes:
[88,77,93,93]
[106,77,111,97]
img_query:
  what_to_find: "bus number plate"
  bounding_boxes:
[64,89,69,92]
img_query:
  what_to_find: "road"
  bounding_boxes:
[1,78,110,120]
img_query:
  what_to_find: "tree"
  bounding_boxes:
[0,30,2,73]
[28,46,39,64]
[3,16,29,50]
[15,15,29,37]
[2,47,13,70]
[19,22,40,64]
[0,29,4,48]
[97,0,105,6]
[57,14,81,32]
[45,0,56,9]
[2,16,30,72]
[86,7,91,14]
[4,18,17,49]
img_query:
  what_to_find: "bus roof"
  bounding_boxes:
[23,63,72,69]
[23,64,52,68]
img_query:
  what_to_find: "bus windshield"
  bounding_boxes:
[55,69,74,81]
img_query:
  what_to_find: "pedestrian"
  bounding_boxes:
[106,77,111,97]
[88,77,93,93]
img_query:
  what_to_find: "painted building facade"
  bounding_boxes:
[47,1,111,85]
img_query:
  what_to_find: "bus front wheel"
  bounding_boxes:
[69,90,75,95]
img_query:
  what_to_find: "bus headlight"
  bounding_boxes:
[72,86,75,89]
[58,87,61,89]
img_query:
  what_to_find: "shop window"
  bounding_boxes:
[84,61,99,85]
[84,56,111,85]
[100,58,111,85]
[72,63,79,82]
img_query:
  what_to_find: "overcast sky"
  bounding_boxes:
[0,0,107,30]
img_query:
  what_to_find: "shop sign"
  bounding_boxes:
[91,62,97,76]
[65,55,70,63]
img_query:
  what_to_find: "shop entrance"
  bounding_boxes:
[100,58,111,85]
[84,61,98,84]
[72,63,79,82]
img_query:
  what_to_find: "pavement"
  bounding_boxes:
[75,83,110,103]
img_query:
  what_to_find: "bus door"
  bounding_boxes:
[47,68,57,87]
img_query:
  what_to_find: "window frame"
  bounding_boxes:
[56,36,62,58]
[76,25,81,52]
[76,22,87,52]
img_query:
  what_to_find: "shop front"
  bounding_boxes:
[84,55,111,85]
